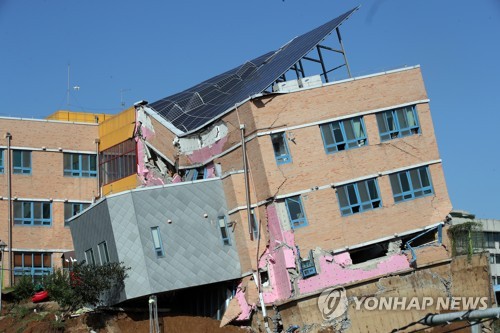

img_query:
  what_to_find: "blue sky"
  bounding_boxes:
[1,1,499,218]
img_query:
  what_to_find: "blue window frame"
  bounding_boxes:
[151,226,165,257]
[218,216,231,245]
[271,132,292,165]
[14,201,52,226]
[14,252,52,284]
[298,249,317,278]
[285,195,308,229]
[337,178,382,216]
[320,116,367,154]
[64,202,90,226]
[0,149,4,174]
[64,153,97,177]
[390,166,433,203]
[376,106,420,141]
[13,150,31,174]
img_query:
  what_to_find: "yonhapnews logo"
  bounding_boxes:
[318,286,348,320]
[318,286,488,318]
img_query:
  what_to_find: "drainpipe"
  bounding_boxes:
[5,132,12,287]
[239,124,252,238]
[95,139,101,198]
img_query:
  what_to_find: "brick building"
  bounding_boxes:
[67,7,458,325]
[0,112,106,285]
[2,6,477,330]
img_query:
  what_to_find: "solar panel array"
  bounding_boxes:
[149,7,358,135]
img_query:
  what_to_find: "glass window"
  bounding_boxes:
[271,132,292,165]
[13,150,31,174]
[0,149,4,174]
[151,226,165,256]
[64,202,90,226]
[64,153,97,177]
[13,252,52,284]
[285,196,308,229]
[337,178,382,216]
[320,116,367,154]
[85,248,95,265]
[98,241,110,264]
[14,201,52,226]
[389,166,434,203]
[100,139,137,186]
[376,106,420,141]
[218,216,231,245]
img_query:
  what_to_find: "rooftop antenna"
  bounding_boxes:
[66,63,70,108]
[120,89,131,108]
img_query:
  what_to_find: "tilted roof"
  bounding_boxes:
[148,7,358,136]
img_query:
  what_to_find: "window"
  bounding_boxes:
[13,150,31,174]
[494,276,497,285]
[484,233,500,249]
[218,216,231,245]
[285,196,308,229]
[250,210,259,240]
[389,166,433,203]
[85,248,95,265]
[14,252,52,284]
[0,149,4,174]
[100,139,136,186]
[14,201,52,226]
[496,254,500,264]
[151,226,165,257]
[271,132,292,165]
[376,106,420,141]
[98,241,110,264]
[337,178,382,216]
[184,167,206,181]
[64,202,90,226]
[299,249,317,278]
[320,116,367,154]
[491,254,496,264]
[64,153,97,177]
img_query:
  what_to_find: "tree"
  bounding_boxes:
[45,262,129,314]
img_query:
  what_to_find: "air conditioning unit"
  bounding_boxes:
[299,75,322,89]
[273,79,300,93]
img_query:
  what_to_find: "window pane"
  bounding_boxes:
[24,253,33,266]
[33,253,42,267]
[151,228,161,249]
[13,151,22,167]
[419,167,431,187]
[344,120,356,141]
[286,198,303,220]
[332,122,344,143]
[409,169,422,190]
[337,188,349,208]
[346,184,358,205]
[376,113,388,133]
[320,124,335,146]
[64,154,71,170]
[42,203,50,219]
[406,107,417,127]
[390,174,402,195]
[367,180,378,199]
[396,109,409,129]
[34,203,41,219]
[399,173,411,192]
[357,181,370,202]
[271,133,286,157]
[23,202,32,219]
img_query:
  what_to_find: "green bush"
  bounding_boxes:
[45,262,129,313]
[13,275,35,302]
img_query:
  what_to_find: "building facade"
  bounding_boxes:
[0,113,102,285]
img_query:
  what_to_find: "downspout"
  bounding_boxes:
[95,139,101,198]
[240,125,271,332]
[5,132,12,287]
[239,124,252,238]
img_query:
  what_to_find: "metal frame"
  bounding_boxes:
[390,166,434,203]
[336,178,382,216]
[320,116,368,154]
[277,26,353,87]
[285,195,308,229]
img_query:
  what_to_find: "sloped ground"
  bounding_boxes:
[0,301,251,333]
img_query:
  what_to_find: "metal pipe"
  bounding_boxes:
[422,308,500,326]
[336,27,352,78]
[5,132,12,287]
[95,139,101,198]
[240,124,252,238]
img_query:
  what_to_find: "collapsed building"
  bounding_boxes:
[67,7,491,332]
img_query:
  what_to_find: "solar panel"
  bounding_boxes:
[149,7,358,136]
